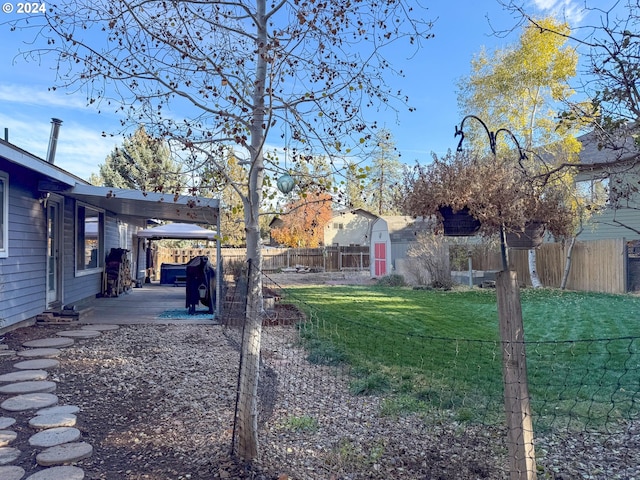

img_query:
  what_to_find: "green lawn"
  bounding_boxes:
[284,285,640,430]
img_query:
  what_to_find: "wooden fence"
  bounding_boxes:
[154,238,628,293]
[509,238,627,294]
[155,245,370,275]
[461,238,627,294]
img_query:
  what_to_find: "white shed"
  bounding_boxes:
[369,216,433,278]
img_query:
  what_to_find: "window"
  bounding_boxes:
[0,172,7,258]
[76,204,104,273]
[576,177,609,207]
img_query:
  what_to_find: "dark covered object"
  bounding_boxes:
[185,256,216,315]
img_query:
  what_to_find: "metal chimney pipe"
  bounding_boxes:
[46,118,63,164]
[3,128,8,142]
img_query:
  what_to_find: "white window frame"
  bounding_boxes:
[0,172,7,258]
[576,176,610,205]
[75,202,105,276]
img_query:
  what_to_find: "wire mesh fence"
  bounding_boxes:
[221,263,640,479]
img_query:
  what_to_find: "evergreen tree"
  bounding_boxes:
[99,126,182,192]
[365,129,403,215]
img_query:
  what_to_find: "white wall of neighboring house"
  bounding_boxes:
[324,210,375,246]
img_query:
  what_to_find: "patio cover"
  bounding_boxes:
[136,222,217,240]
[63,184,219,225]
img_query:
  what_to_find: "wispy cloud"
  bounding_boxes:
[0,112,120,181]
[0,83,90,110]
[530,0,588,25]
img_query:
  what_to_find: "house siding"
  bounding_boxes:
[0,170,47,329]
[59,196,100,306]
[575,136,640,241]
[579,207,640,241]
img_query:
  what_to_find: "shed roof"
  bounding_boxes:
[381,216,432,242]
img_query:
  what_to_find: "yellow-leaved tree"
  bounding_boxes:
[457,17,591,288]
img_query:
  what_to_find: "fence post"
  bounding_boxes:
[496,270,537,480]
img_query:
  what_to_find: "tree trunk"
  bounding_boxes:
[236,0,267,461]
[236,227,263,460]
[560,226,582,290]
[528,249,542,288]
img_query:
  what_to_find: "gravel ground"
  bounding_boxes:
[0,320,511,479]
[0,273,638,479]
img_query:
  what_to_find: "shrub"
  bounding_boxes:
[406,232,451,286]
[400,150,575,239]
[376,273,407,287]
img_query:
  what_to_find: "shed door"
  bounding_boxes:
[374,242,387,277]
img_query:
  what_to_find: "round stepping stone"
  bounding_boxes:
[14,359,60,370]
[1,393,58,412]
[0,417,15,429]
[29,413,76,430]
[23,337,74,349]
[37,405,80,416]
[0,430,17,447]
[81,324,118,331]
[0,370,48,382]
[0,381,57,395]
[36,441,93,466]
[29,426,81,447]
[26,465,85,479]
[17,348,61,359]
[0,446,20,464]
[56,330,100,339]
[0,465,25,480]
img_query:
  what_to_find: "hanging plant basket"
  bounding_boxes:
[505,221,546,249]
[439,206,481,237]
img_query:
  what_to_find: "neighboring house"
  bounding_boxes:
[323,208,378,246]
[576,128,640,241]
[268,217,284,246]
[0,135,219,331]
[369,215,433,278]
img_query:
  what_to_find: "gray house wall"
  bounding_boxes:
[576,129,640,241]
[0,154,146,329]
[60,196,100,306]
[61,199,145,307]
[0,163,47,329]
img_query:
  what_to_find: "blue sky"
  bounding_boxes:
[0,0,596,181]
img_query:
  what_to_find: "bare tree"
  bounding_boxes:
[7,0,433,460]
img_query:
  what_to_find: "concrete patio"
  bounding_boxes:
[77,283,218,325]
